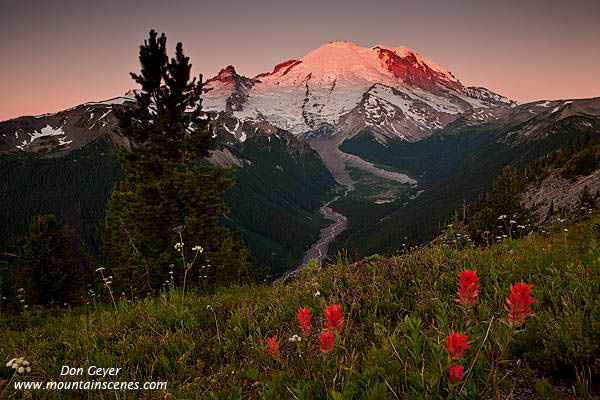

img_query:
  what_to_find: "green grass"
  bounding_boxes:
[2,216,600,399]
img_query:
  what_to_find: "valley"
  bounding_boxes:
[308,133,417,189]
[279,189,348,282]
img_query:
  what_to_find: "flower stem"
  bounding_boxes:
[0,371,17,399]
[459,316,494,394]
[484,325,514,392]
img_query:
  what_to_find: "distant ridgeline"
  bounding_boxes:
[333,104,600,255]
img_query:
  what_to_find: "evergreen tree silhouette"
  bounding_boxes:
[102,30,252,294]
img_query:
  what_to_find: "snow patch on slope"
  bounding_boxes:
[85,96,134,106]
[16,124,67,150]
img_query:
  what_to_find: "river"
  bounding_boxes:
[278,190,348,282]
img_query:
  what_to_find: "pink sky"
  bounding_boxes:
[1,0,599,121]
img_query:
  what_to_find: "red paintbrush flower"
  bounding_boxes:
[505,282,534,328]
[449,364,464,384]
[325,304,343,332]
[265,336,280,360]
[456,269,479,307]
[446,331,471,359]
[318,331,335,354]
[297,307,312,335]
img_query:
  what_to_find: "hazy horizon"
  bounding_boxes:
[2,0,599,121]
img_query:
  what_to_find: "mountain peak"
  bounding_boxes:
[201,41,514,136]
[206,65,239,84]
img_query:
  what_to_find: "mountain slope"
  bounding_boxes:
[0,97,131,154]
[0,105,337,274]
[2,214,599,398]
[333,98,600,254]
[203,41,514,145]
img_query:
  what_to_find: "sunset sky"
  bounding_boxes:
[1,0,599,121]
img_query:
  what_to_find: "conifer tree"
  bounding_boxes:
[101,30,252,294]
[467,166,530,243]
[14,215,82,306]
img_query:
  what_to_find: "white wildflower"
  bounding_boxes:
[509,220,516,224]
[95,267,105,272]
[192,245,203,253]
[8,357,31,373]
[289,334,301,343]
[314,290,320,297]
[174,242,184,251]
[498,215,507,220]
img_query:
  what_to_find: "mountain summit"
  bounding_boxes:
[202,41,515,141]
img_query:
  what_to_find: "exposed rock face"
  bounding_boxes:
[524,169,600,226]
[373,46,463,93]
[203,66,257,112]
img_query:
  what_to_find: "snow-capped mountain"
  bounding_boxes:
[0,97,132,153]
[1,41,517,154]
[202,41,515,143]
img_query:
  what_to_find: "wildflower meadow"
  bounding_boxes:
[2,214,599,398]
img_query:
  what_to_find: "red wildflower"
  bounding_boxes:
[318,331,335,354]
[265,336,280,359]
[505,282,534,328]
[297,307,312,335]
[456,269,479,307]
[449,364,464,384]
[446,331,471,359]
[325,304,343,332]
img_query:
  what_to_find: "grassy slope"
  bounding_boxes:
[2,217,600,399]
